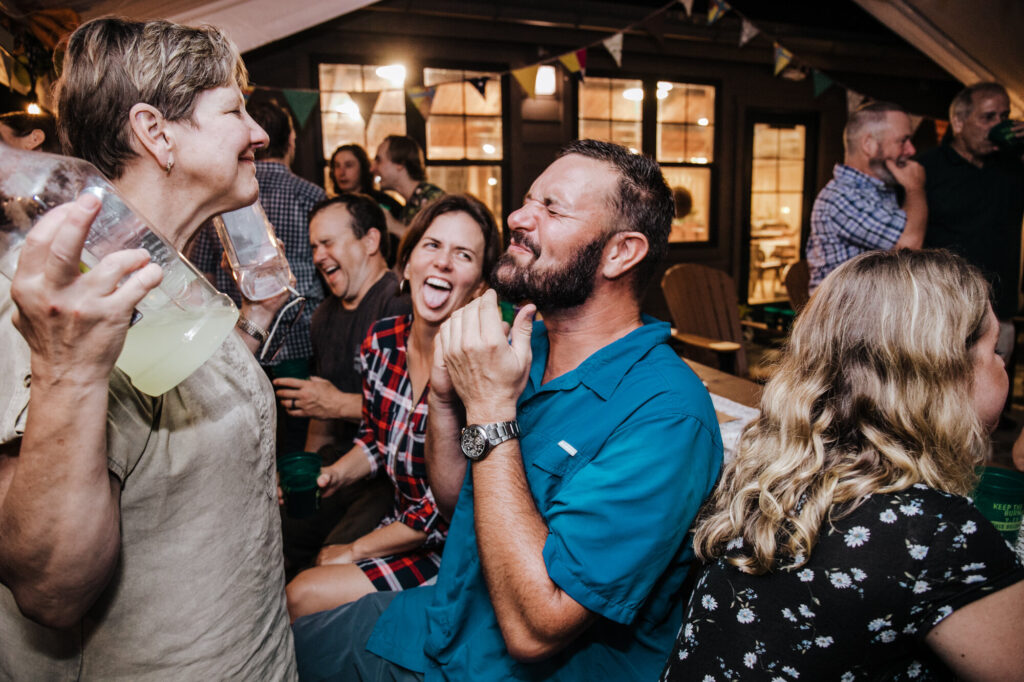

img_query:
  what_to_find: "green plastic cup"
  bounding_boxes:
[277,451,321,519]
[973,466,1024,543]
[272,357,311,380]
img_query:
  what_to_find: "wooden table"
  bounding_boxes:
[683,358,761,409]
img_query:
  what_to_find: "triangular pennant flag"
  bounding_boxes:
[512,65,539,98]
[558,49,587,81]
[847,89,866,112]
[909,114,923,133]
[643,13,667,50]
[467,77,489,100]
[678,0,694,16]
[603,33,623,67]
[739,19,760,47]
[772,42,793,77]
[0,54,9,89]
[708,0,730,25]
[11,58,32,95]
[282,89,319,129]
[348,91,381,120]
[407,85,436,118]
[811,70,833,98]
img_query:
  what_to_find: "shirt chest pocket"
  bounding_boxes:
[523,432,588,514]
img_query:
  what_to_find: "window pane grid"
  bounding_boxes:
[749,123,807,304]
[319,63,406,159]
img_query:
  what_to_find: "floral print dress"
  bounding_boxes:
[662,485,1024,681]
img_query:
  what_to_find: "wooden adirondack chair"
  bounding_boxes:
[784,259,811,313]
[660,263,748,377]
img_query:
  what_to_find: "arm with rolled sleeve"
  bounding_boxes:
[541,407,720,624]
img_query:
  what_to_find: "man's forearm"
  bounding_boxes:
[0,381,121,629]
[895,189,927,249]
[471,441,593,662]
[424,393,467,520]
[331,391,362,420]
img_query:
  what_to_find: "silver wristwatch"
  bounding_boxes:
[460,421,520,461]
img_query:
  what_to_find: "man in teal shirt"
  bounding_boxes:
[293,140,723,680]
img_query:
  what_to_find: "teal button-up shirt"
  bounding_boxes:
[367,317,723,681]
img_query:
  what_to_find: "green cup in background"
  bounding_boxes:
[272,357,311,380]
[277,451,321,519]
[972,466,1024,543]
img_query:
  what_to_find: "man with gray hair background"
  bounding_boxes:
[920,82,1024,360]
[807,101,927,290]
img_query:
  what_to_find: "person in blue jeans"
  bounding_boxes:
[292,139,724,681]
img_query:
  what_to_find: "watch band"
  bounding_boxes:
[236,315,269,345]
[482,420,520,444]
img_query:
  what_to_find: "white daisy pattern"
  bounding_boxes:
[829,571,853,588]
[661,488,1023,682]
[867,617,890,631]
[844,526,870,547]
[908,544,928,560]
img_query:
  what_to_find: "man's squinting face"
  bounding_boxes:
[491,154,620,310]
[954,91,1011,160]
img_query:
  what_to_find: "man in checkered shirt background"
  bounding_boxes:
[807,101,928,291]
[189,99,326,453]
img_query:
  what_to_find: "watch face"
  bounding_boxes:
[461,425,488,460]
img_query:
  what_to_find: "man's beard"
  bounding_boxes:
[489,231,607,312]
[869,155,899,187]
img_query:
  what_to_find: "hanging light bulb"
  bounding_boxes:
[535,66,556,96]
[375,64,406,88]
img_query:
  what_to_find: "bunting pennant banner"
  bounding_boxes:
[10,58,32,95]
[739,19,759,47]
[811,70,833,98]
[0,24,14,55]
[512,65,539,98]
[772,42,793,76]
[558,49,587,80]
[909,114,923,133]
[678,0,694,16]
[282,88,319,129]
[708,0,730,25]
[0,54,10,89]
[467,76,489,99]
[348,91,381,120]
[603,33,623,67]
[407,85,437,117]
[846,89,866,112]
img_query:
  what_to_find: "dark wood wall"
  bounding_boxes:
[243,0,959,319]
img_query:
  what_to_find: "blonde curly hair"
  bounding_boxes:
[693,249,992,574]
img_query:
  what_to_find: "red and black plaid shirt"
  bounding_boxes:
[356,315,447,547]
